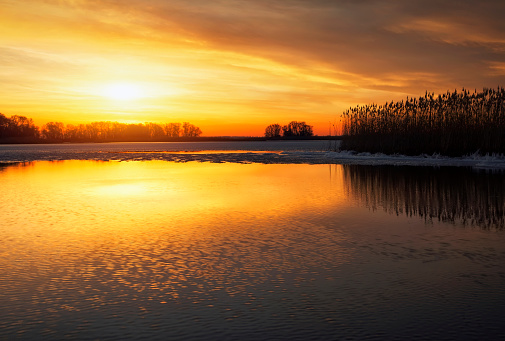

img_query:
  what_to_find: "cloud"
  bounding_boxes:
[2,0,505,133]
[12,0,505,93]
[72,0,503,93]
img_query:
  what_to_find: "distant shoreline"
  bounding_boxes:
[0,135,341,144]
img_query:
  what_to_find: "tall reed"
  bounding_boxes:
[341,87,505,155]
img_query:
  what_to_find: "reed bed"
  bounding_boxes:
[341,87,505,155]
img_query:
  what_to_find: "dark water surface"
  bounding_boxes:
[1,160,504,340]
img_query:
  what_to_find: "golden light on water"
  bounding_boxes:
[0,160,349,244]
[2,160,505,339]
[94,182,148,196]
[0,161,351,310]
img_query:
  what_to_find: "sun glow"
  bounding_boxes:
[103,83,144,101]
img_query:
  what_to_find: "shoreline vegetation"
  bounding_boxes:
[0,118,206,144]
[0,114,332,144]
[264,121,314,138]
[2,87,504,157]
[341,87,505,156]
[0,134,335,144]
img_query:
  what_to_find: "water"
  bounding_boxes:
[0,141,328,161]
[2,141,504,168]
[1,142,504,340]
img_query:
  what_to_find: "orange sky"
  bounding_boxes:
[1,0,505,136]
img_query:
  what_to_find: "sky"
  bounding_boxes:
[1,0,505,136]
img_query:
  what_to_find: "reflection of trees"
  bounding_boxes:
[0,162,35,173]
[343,165,505,229]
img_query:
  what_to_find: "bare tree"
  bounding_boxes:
[182,122,202,137]
[41,122,65,141]
[265,124,282,138]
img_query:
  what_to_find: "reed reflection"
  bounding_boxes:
[2,161,505,340]
[342,165,505,229]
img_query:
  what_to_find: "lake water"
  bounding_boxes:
[1,142,504,340]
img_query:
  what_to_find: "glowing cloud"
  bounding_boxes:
[1,0,504,136]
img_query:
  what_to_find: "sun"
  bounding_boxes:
[103,82,144,101]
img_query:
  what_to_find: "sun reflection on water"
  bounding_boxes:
[0,161,350,315]
[1,161,505,340]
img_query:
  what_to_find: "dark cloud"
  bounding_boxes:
[148,0,505,91]
[15,0,505,94]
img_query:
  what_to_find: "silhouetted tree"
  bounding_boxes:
[264,121,313,138]
[0,113,9,137]
[146,122,165,139]
[64,124,79,141]
[182,122,202,137]
[0,113,203,142]
[0,114,39,139]
[41,122,65,141]
[282,121,314,137]
[164,122,181,137]
[265,123,282,138]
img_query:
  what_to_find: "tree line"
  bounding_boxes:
[341,87,505,155]
[0,113,202,142]
[264,121,314,138]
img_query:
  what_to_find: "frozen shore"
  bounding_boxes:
[1,147,504,170]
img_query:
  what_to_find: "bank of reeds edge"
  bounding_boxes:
[341,87,505,156]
